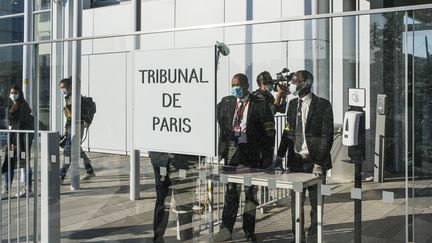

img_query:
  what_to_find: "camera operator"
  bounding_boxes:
[252,71,287,115]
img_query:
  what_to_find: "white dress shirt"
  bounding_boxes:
[296,92,313,156]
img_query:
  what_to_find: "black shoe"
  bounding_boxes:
[245,232,257,242]
[153,238,165,243]
[211,228,232,242]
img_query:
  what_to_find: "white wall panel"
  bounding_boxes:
[140,0,175,50]
[88,53,127,152]
[176,0,224,27]
[175,0,224,48]
[228,43,286,91]
[225,0,281,44]
[93,5,132,53]
[82,10,94,55]
[287,41,306,71]
[175,29,224,48]
[332,17,344,125]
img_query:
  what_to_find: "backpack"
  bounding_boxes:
[81,96,96,124]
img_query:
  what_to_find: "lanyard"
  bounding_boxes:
[234,99,248,126]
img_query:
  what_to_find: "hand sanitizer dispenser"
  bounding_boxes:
[342,111,363,146]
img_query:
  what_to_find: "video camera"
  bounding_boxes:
[273,68,294,92]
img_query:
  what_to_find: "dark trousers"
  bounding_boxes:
[1,150,33,191]
[1,133,33,191]
[60,126,93,179]
[152,159,196,242]
[220,143,259,235]
[220,182,258,234]
[290,156,325,242]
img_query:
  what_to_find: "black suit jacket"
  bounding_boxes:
[217,94,275,168]
[277,93,334,170]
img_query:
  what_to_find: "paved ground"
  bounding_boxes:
[2,152,432,242]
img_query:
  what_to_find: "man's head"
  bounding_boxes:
[256,71,274,92]
[290,70,313,97]
[59,77,72,96]
[231,73,249,98]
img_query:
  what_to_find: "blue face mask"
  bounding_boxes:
[231,86,244,98]
[62,88,69,97]
[9,94,19,102]
[266,84,274,92]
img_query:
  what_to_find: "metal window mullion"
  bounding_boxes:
[33,9,51,15]
[25,133,30,243]
[403,10,410,243]
[7,132,11,243]
[0,132,3,243]
[0,13,24,20]
[3,3,432,49]
[16,133,21,242]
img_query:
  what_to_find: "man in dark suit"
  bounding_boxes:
[150,151,198,243]
[252,71,287,115]
[274,70,333,243]
[213,73,275,242]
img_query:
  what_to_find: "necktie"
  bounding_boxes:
[295,99,303,152]
[233,100,244,136]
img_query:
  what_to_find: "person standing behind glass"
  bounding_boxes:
[252,71,287,115]
[58,77,95,183]
[1,85,34,198]
[212,73,275,242]
[274,70,333,243]
[150,151,198,243]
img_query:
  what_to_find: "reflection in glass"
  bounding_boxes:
[0,0,24,16]
[33,0,50,11]
[0,17,24,44]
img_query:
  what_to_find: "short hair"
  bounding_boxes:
[232,73,249,89]
[256,71,273,86]
[59,77,72,87]
[296,70,314,88]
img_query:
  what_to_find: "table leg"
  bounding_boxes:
[317,182,323,243]
[295,191,303,243]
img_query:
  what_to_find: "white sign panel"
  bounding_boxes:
[133,47,216,156]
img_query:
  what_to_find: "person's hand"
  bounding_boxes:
[312,164,323,177]
[276,84,287,98]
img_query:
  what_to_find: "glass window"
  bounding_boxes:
[0,46,23,121]
[0,0,24,16]
[34,12,51,41]
[33,0,50,11]
[0,16,24,44]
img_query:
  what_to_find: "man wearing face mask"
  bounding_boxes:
[59,77,95,183]
[252,71,287,115]
[213,73,275,242]
[274,70,333,243]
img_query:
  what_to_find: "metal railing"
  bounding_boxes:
[0,130,60,243]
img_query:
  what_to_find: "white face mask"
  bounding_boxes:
[289,83,299,96]
[9,94,19,102]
